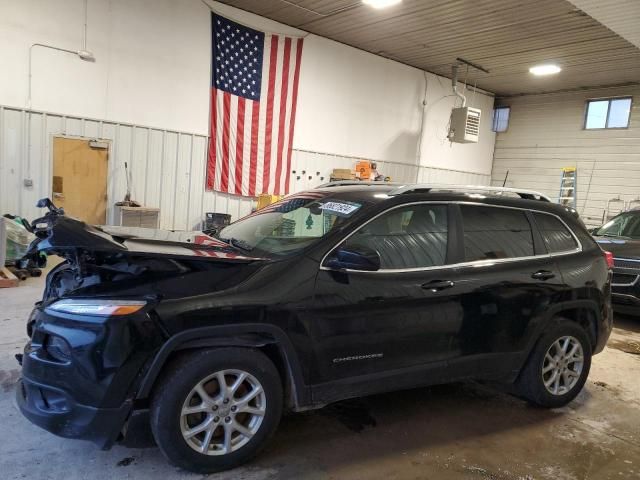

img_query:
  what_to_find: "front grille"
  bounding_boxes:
[613,258,640,272]
[612,272,639,286]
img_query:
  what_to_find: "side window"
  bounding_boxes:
[344,204,448,269]
[461,205,534,261]
[533,213,578,253]
[491,106,510,132]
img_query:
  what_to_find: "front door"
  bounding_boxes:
[309,203,462,385]
[52,137,109,225]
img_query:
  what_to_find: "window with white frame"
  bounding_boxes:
[584,97,632,129]
[491,106,510,132]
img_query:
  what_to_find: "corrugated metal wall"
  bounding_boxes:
[491,85,640,227]
[290,149,490,191]
[0,105,489,229]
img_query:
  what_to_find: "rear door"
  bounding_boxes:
[447,204,565,378]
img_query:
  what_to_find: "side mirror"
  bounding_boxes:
[324,244,381,272]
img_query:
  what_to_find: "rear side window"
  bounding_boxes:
[533,213,578,253]
[344,204,448,269]
[461,206,534,261]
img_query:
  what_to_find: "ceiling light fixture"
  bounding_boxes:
[529,64,561,76]
[362,0,402,9]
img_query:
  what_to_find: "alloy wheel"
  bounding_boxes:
[180,369,267,455]
[541,336,584,396]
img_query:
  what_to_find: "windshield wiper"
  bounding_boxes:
[601,233,632,239]
[219,237,253,252]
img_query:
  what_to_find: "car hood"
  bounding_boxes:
[28,213,264,263]
[594,236,640,260]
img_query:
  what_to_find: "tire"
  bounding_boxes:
[150,347,283,473]
[516,319,592,408]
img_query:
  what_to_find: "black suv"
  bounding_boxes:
[592,208,640,315]
[17,184,613,473]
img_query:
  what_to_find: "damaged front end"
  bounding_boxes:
[16,199,266,449]
[25,198,263,302]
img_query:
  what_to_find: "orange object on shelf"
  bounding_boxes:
[355,161,372,180]
[257,194,283,210]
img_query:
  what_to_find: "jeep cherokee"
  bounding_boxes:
[16,184,613,473]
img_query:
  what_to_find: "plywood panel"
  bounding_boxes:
[52,137,108,225]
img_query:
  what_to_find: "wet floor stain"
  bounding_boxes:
[607,338,640,355]
[116,456,136,467]
[0,369,20,392]
[321,399,377,433]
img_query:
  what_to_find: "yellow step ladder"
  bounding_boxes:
[558,167,577,208]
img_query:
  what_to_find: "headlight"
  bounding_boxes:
[46,299,146,316]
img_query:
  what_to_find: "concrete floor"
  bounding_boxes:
[1,276,640,480]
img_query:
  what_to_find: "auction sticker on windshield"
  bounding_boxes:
[321,201,361,216]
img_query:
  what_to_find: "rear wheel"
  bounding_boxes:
[517,320,592,408]
[150,348,283,473]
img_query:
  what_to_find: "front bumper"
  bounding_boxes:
[612,292,640,315]
[17,304,164,448]
[16,377,131,449]
[611,260,640,315]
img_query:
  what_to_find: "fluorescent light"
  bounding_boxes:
[362,0,402,9]
[529,64,561,76]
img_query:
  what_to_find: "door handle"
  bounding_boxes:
[531,270,555,281]
[422,280,455,292]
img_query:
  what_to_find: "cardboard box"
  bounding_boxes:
[331,168,355,180]
[355,161,372,180]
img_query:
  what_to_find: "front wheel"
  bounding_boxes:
[517,320,592,408]
[150,348,283,473]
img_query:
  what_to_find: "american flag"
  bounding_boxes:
[206,14,304,197]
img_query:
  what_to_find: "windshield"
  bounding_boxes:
[595,211,640,239]
[218,194,363,256]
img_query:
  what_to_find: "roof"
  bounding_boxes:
[310,182,572,217]
[316,182,552,201]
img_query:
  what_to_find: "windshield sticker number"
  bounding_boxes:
[321,202,361,217]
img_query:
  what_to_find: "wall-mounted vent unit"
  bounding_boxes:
[449,107,481,143]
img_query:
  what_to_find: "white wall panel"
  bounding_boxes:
[289,148,490,191]
[0,105,489,229]
[0,0,495,180]
[491,85,640,227]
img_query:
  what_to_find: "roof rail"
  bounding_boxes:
[316,180,403,188]
[388,184,551,201]
[315,181,551,202]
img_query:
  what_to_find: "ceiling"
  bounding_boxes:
[568,0,640,49]
[216,0,640,97]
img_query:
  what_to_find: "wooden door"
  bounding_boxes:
[52,137,108,225]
